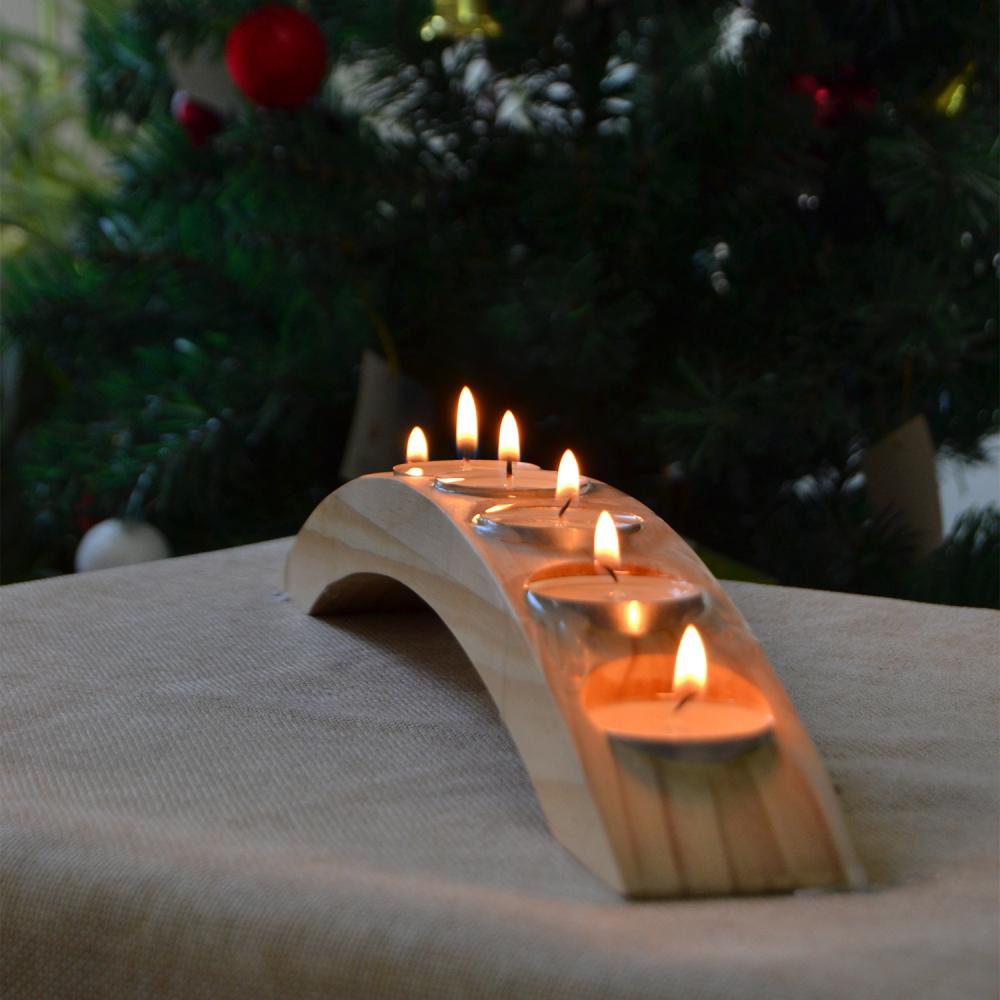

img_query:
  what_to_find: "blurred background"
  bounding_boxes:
[1,0,997,605]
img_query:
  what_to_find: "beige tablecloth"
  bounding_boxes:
[2,539,998,999]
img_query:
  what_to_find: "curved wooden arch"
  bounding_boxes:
[285,473,864,897]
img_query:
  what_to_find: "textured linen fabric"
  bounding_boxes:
[1,539,997,999]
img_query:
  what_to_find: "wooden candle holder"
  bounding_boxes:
[285,473,865,898]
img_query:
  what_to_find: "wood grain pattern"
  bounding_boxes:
[285,472,866,897]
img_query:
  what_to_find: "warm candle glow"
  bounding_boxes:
[556,450,580,502]
[673,624,708,694]
[498,410,520,463]
[593,510,621,569]
[456,386,478,456]
[624,599,642,635]
[406,426,428,464]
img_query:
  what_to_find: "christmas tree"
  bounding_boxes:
[3,0,998,604]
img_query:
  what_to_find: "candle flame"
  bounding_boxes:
[456,387,478,456]
[406,426,428,464]
[593,511,620,569]
[498,410,520,463]
[556,450,580,501]
[673,624,707,694]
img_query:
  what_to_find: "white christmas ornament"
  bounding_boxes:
[164,41,243,116]
[75,519,171,573]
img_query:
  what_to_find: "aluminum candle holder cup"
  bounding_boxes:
[473,503,642,553]
[285,471,866,898]
[579,653,776,763]
[524,562,705,634]
[435,469,594,498]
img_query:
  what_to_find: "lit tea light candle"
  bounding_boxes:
[457,385,477,467]
[436,422,593,498]
[408,425,428,464]
[583,625,775,762]
[556,448,580,506]
[390,426,430,477]
[393,424,440,477]
[524,511,704,632]
[498,410,519,487]
[393,388,538,477]
[473,451,639,550]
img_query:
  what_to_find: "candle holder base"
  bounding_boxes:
[285,473,865,898]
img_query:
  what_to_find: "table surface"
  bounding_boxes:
[2,539,998,1000]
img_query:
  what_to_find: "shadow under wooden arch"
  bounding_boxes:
[310,571,432,615]
[285,473,865,898]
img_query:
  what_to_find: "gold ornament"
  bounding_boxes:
[420,0,501,41]
[933,61,974,117]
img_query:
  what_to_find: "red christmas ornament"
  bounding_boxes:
[171,91,224,146]
[224,5,327,109]
[791,69,877,127]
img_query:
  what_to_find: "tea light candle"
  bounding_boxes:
[525,512,703,632]
[474,502,641,551]
[473,451,636,548]
[588,699,774,761]
[393,426,435,477]
[434,419,593,497]
[436,469,594,497]
[396,456,538,479]
[582,626,774,762]
[527,569,703,632]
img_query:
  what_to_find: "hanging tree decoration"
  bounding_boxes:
[420,0,501,42]
[75,518,171,572]
[225,5,328,109]
[74,468,170,573]
[933,61,975,117]
[170,91,225,146]
[791,68,877,127]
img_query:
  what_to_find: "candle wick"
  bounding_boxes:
[557,496,572,518]
[673,689,697,712]
[593,559,618,582]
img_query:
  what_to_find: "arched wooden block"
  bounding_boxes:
[285,473,866,898]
